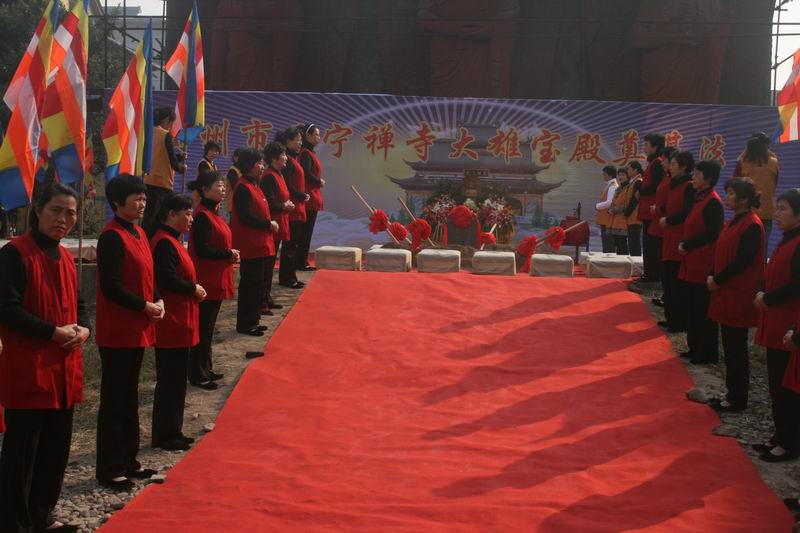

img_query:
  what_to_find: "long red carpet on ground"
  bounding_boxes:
[101,272,793,531]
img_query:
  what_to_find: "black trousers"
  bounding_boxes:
[684,281,719,362]
[96,347,144,481]
[642,221,662,281]
[278,222,305,285]
[627,224,642,256]
[237,256,266,331]
[613,234,629,255]
[152,347,190,446]
[661,261,686,330]
[0,408,73,533]
[767,348,800,454]
[189,299,222,384]
[142,185,172,237]
[720,325,749,408]
[600,225,615,253]
[295,209,318,269]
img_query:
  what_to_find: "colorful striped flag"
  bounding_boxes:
[102,20,154,179]
[42,0,90,185]
[0,0,61,209]
[777,48,800,143]
[166,1,205,146]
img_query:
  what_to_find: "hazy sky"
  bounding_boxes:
[126,0,800,97]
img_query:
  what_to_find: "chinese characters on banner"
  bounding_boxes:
[196,119,725,168]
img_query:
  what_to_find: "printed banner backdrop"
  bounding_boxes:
[154,90,795,253]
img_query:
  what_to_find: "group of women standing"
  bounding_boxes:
[231,124,324,337]
[0,123,325,531]
[642,134,800,465]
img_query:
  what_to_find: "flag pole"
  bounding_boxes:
[77,176,85,292]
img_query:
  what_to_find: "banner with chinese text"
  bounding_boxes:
[154,91,791,252]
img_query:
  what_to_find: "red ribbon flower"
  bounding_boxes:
[478,232,497,246]
[449,205,475,229]
[544,226,567,251]
[406,219,432,250]
[388,221,408,242]
[368,209,390,234]
[517,235,538,274]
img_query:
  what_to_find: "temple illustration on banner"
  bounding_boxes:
[388,125,564,218]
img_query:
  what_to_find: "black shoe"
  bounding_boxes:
[153,440,191,451]
[98,477,135,491]
[280,281,304,289]
[679,351,693,359]
[191,380,218,391]
[260,308,274,316]
[209,371,224,381]
[709,398,745,413]
[300,265,316,271]
[245,351,264,359]
[760,449,798,463]
[125,467,158,479]
[652,297,664,307]
[752,443,775,454]
[784,498,800,513]
[657,320,669,328]
[179,434,195,444]
[257,325,268,331]
[690,357,718,365]
[268,303,284,310]
[236,327,264,337]
[667,327,687,334]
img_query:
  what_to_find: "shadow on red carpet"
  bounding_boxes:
[99,271,794,532]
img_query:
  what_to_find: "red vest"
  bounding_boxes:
[286,155,307,223]
[647,173,671,237]
[638,156,663,220]
[300,147,324,211]
[189,203,235,301]
[231,178,275,259]
[662,177,692,262]
[96,219,156,348]
[266,167,291,242]
[0,233,83,409]
[756,231,800,349]
[151,229,200,349]
[678,190,722,283]
[709,212,764,328]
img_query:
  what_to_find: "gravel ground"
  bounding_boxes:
[4,272,799,531]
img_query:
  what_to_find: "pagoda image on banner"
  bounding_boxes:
[388,125,564,220]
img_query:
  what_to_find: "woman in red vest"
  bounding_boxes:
[754,189,800,462]
[231,149,278,338]
[647,146,676,306]
[297,123,325,271]
[658,151,694,333]
[260,141,294,314]
[96,175,164,491]
[707,177,764,412]
[638,132,666,282]
[0,184,90,532]
[276,126,308,289]
[677,160,724,364]
[658,150,695,333]
[188,171,240,390]
[150,194,205,450]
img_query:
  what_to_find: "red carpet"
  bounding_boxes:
[101,272,793,532]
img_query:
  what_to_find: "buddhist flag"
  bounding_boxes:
[0,0,61,209]
[102,20,154,179]
[777,48,800,143]
[166,1,205,146]
[42,0,90,185]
